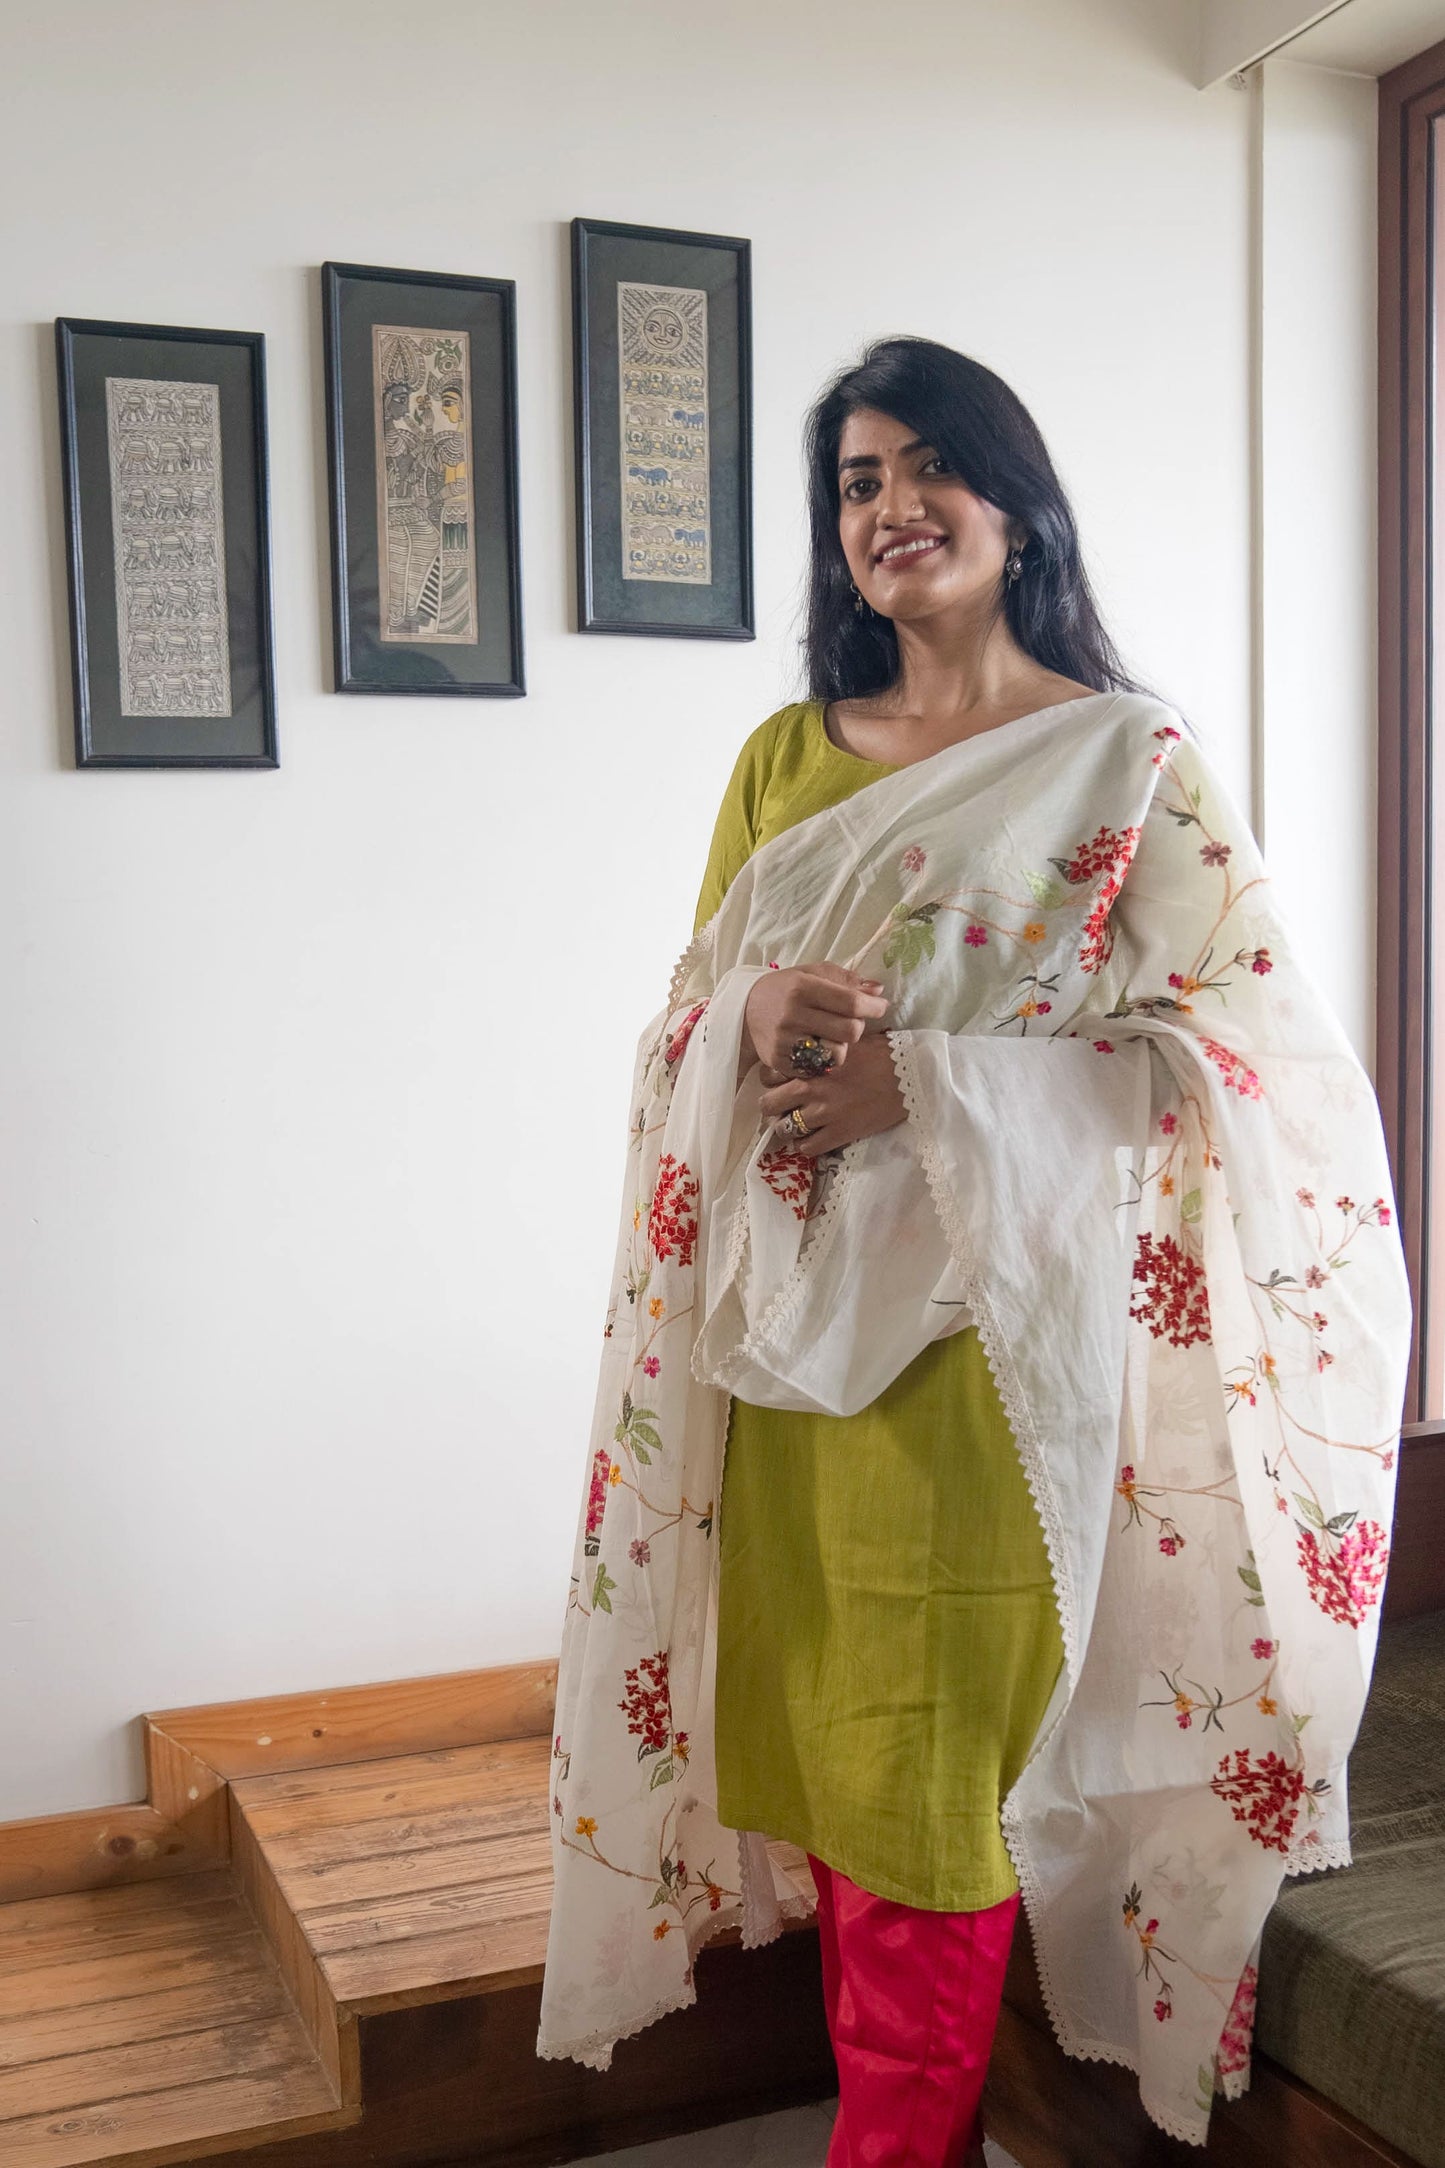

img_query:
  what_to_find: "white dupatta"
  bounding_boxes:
[537,690,1410,2146]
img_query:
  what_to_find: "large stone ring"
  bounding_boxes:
[790,1036,834,1077]
[786,1106,812,1138]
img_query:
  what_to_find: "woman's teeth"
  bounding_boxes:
[877,537,943,564]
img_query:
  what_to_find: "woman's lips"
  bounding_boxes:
[874,535,946,570]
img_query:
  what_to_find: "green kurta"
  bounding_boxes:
[696,700,1066,1912]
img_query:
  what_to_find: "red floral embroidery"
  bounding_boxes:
[1216,1963,1258,2080]
[1297,1519,1389,1627]
[1210,1748,1305,1853]
[647,1154,700,1266]
[619,1650,672,1759]
[664,1002,708,1067]
[758,1149,814,1221]
[1201,1037,1264,1100]
[584,1446,610,1553]
[900,845,927,875]
[1054,824,1142,975]
[1130,1232,1212,1347]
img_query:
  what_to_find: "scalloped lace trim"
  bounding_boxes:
[1284,1836,1352,1877]
[886,1030,1082,1683]
[666,916,716,1013]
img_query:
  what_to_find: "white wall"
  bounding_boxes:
[0,0,1271,1820]
[1258,58,1379,1068]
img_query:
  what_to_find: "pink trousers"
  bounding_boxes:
[807,1853,1020,2168]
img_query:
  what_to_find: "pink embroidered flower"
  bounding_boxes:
[1297,1187,1316,1208]
[900,845,927,875]
[1054,823,1142,974]
[1036,1001,1052,1014]
[1131,1232,1212,1347]
[1336,1195,1355,1213]
[664,1002,708,1067]
[1154,1996,1173,2024]
[1158,1531,1184,1557]
[1202,1037,1264,1100]
[1094,1039,1115,1053]
[1159,1112,1178,1135]
[647,1154,700,1266]
[1375,1198,1392,1226]
[1251,949,1273,975]
[964,923,988,946]
[1251,1638,1275,1661]
[642,1355,660,1378]
[629,1537,651,1566]
[1200,841,1232,868]
[1296,1519,1389,1628]
[1216,1964,1258,2080]
[1305,1265,1327,1288]
[1210,1748,1306,1853]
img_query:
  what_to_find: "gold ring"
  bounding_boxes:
[787,1106,811,1137]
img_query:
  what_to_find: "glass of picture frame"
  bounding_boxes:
[323,261,525,697]
[55,316,278,768]
[571,218,754,640]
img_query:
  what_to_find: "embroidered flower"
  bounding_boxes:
[664,1002,709,1067]
[1251,1638,1275,1660]
[1200,841,1232,868]
[1036,1000,1052,1014]
[1130,1231,1212,1347]
[608,1462,622,1485]
[1375,1198,1392,1226]
[619,1651,674,1757]
[653,1920,672,1940]
[575,1816,597,1837]
[1296,1519,1389,1628]
[1257,1695,1277,1715]
[1054,823,1142,973]
[585,1446,611,1547]
[1022,921,1046,944]
[964,923,988,946]
[1159,1175,1174,1197]
[1335,1195,1355,1213]
[1158,1530,1184,1557]
[1210,1748,1305,1853]
[1216,1964,1259,2081]
[1297,1188,1316,1208]
[647,1154,701,1266]
[1202,1037,1264,1100]
[629,1538,651,1566]
[900,845,927,875]
[1154,1996,1173,2023]
[1094,1039,1115,1053]
[1159,1112,1178,1135]
[642,1355,660,1378]
[1251,949,1273,975]
[648,1297,665,1318]
[759,1149,814,1221]
[1304,1266,1327,1289]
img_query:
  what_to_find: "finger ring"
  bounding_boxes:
[787,1106,812,1137]
[790,1036,834,1077]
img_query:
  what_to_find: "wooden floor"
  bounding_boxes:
[0,1735,821,2168]
[0,1870,352,2168]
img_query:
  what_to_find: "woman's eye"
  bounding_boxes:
[923,455,952,475]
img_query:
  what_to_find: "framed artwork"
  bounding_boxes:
[571,217,753,640]
[322,261,524,697]
[55,317,278,768]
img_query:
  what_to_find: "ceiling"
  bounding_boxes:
[1289,0,1445,73]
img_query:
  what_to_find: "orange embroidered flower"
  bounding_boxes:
[648,1297,665,1319]
[1159,1175,1175,1197]
[1022,921,1046,944]
[653,1919,672,1940]
[608,1462,622,1485]
[575,1816,597,1837]
[1257,1695,1277,1715]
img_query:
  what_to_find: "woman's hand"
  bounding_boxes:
[741,961,889,1075]
[756,1032,907,1158]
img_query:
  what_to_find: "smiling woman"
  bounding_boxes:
[539,336,1411,2168]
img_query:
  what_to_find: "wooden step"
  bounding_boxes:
[0,1870,357,2168]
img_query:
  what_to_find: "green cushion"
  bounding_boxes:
[1256,1609,1445,2168]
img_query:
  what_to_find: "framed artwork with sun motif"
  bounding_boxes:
[571,218,753,639]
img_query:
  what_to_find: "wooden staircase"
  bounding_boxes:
[0,1665,828,2168]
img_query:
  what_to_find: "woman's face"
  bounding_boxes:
[835,405,1018,625]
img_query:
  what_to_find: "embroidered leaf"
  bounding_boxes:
[696,1510,713,1537]
[1237,1563,1263,1593]
[1325,1509,1359,1537]
[648,1882,672,1907]
[882,915,937,973]
[630,1441,652,1466]
[649,1757,675,1790]
[1292,1712,1313,1733]
[1180,1188,1202,1224]
[1025,870,1066,909]
[1293,1494,1327,1532]
[1197,2065,1217,2112]
[591,1563,616,1613]
[632,1422,662,1452]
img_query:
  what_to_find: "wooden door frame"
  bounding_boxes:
[1378,33,1445,1424]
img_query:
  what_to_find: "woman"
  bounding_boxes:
[538,338,1410,2164]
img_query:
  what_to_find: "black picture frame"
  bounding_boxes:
[571,218,753,640]
[55,317,278,769]
[322,261,524,698]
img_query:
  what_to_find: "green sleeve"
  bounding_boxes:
[692,715,778,933]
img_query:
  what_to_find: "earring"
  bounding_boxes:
[850,580,866,616]
[1005,541,1026,585]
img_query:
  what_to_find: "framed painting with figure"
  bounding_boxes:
[571,218,753,639]
[55,317,278,768]
[322,261,524,697]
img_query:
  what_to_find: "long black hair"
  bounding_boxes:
[803,335,1163,710]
